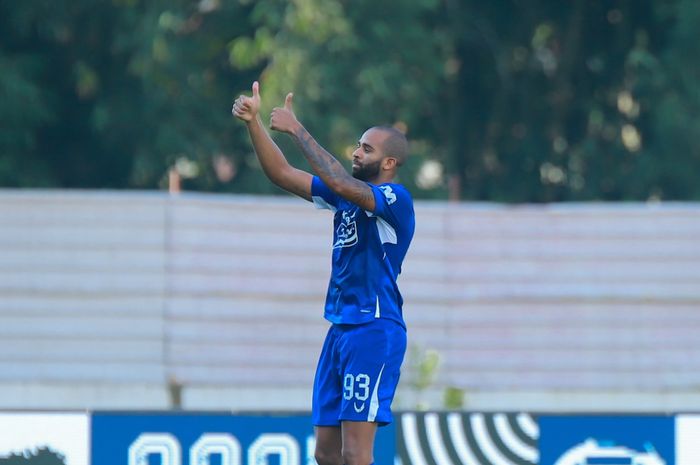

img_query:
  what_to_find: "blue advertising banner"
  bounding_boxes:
[91,412,395,465]
[539,415,675,465]
[7,410,698,465]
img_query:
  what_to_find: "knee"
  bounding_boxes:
[315,447,342,465]
[341,446,373,465]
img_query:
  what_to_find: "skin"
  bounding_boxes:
[232,81,400,211]
[232,82,397,465]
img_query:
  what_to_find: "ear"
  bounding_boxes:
[382,157,398,171]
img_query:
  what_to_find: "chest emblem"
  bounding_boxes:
[333,210,358,249]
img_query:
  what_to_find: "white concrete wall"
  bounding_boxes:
[1,189,699,411]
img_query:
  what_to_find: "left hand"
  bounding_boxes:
[232,81,261,123]
[270,93,300,134]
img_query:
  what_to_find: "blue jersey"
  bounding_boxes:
[311,176,415,328]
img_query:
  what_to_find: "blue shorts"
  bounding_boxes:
[312,318,407,427]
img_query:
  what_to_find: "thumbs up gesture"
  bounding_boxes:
[270,92,300,134]
[232,81,261,122]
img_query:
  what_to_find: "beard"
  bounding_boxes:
[352,159,382,182]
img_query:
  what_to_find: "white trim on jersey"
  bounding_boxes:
[375,295,381,318]
[375,217,397,245]
[368,363,385,422]
[312,195,337,212]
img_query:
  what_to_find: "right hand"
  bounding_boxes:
[270,92,300,134]
[232,81,261,122]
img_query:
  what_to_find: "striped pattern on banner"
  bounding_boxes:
[397,412,539,465]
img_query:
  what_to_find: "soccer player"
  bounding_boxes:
[232,81,415,465]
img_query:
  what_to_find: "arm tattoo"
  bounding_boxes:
[292,126,374,207]
[293,128,346,184]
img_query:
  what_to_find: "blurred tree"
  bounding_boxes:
[434,0,684,201]
[0,0,262,191]
[643,0,700,200]
[0,0,698,201]
[225,0,699,201]
[229,0,449,198]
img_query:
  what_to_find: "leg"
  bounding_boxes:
[341,421,377,465]
[313,326,344,465]
[315,426,343,465]
[335,320,406,465]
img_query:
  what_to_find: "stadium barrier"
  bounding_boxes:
[0,410,698,465]
[2,190,700,413]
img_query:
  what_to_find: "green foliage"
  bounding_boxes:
[443,386,466,410]
[1,0,699,200]
[643,0,700,200]
[405,344,441,410]
[407,345,440,391]
[0,0,260,190]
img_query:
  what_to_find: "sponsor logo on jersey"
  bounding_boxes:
[333,211,358,249]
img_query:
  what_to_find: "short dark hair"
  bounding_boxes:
[372,126,408,166]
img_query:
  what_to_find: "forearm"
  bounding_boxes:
[290,125,351,189]
[246,115,291,185]
[245,115,312,200]
[288,124,374,209]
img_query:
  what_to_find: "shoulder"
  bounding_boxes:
[376,183,413,206]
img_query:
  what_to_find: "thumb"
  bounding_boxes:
[284,92,294,111]
[252,81,260,99]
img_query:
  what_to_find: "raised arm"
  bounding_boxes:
[269,93,376,212]
[232,82,312,201]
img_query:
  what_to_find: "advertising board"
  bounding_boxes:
[0,413,89,465]
[91,412,395,465]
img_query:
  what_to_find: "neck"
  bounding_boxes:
[369,172,394,185]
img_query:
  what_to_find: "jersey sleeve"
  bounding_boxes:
[370,184,414,230]
[311,176,341,211]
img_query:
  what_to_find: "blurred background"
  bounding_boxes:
[1,0,699,415]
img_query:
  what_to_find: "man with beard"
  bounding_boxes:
[232,81,415,465]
